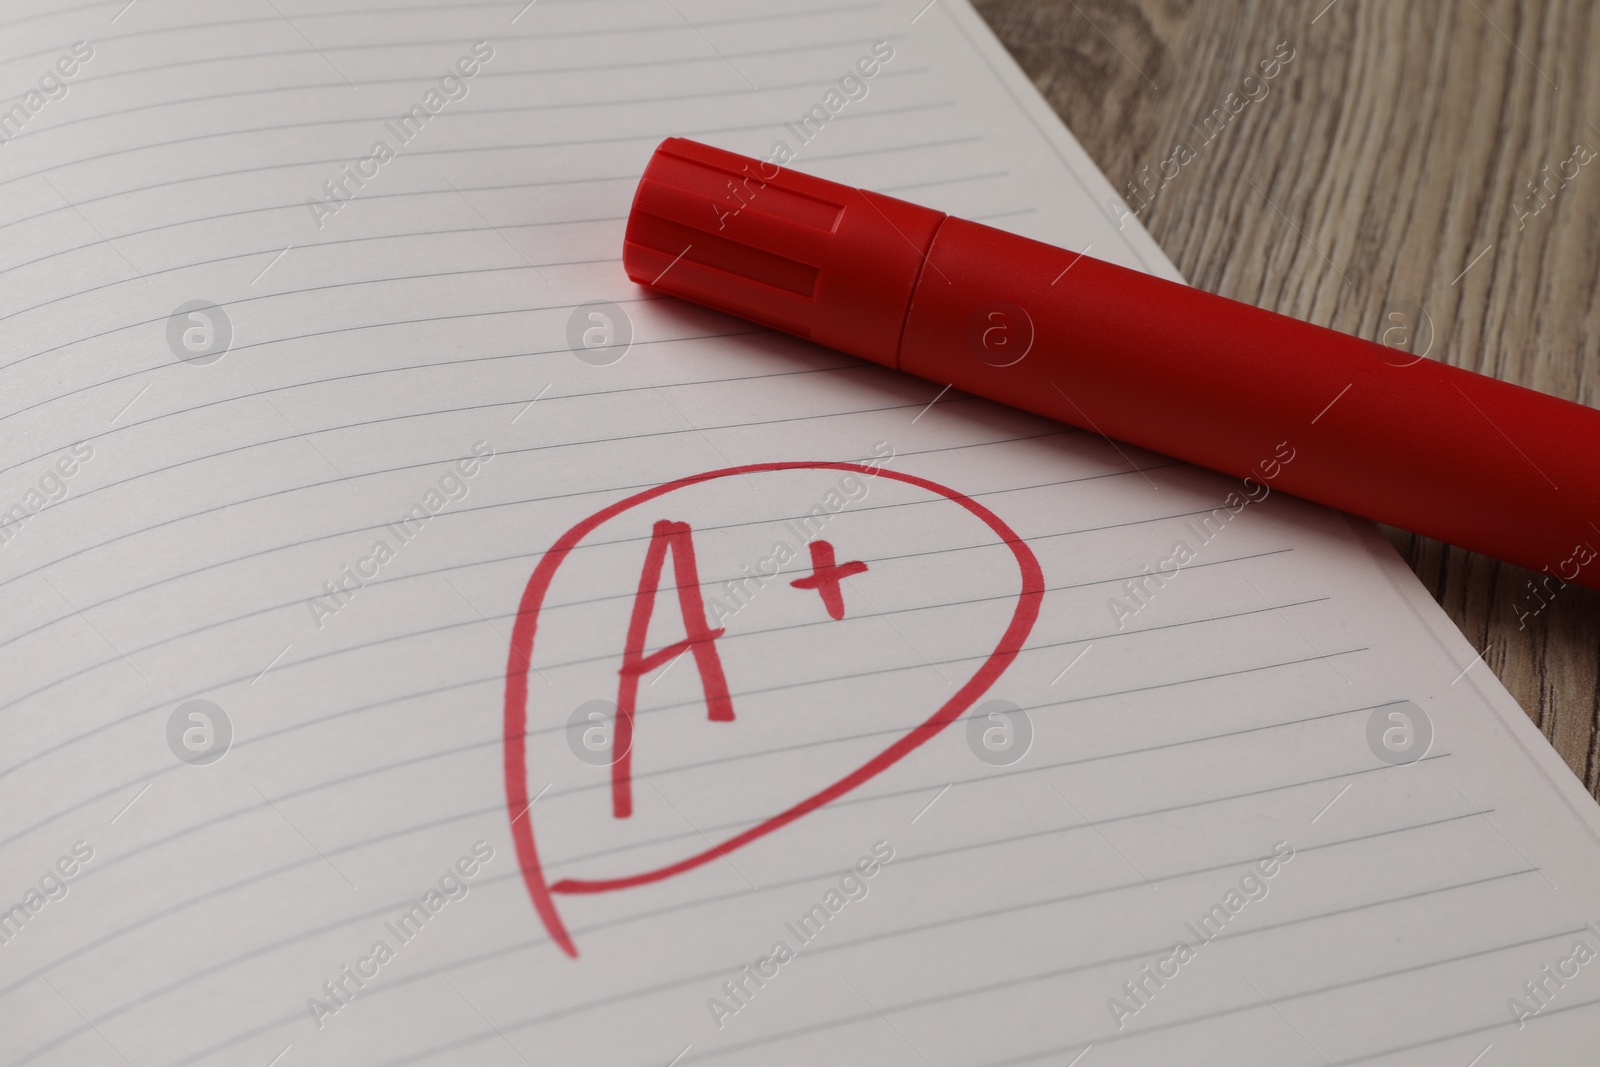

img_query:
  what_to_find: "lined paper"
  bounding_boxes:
[3,2,1599,1066]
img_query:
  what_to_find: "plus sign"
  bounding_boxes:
[789,540,868,620]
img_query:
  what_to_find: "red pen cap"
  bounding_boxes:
[622,137,945,368]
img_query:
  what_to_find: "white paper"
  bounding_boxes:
[2,2,1598,1065]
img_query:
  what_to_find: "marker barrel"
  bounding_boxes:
[623,137,1600,590]
[900,216,1600,589]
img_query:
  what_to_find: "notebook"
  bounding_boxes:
[3,1,1599,1065]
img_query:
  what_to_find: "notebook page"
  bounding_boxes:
[2,2,1599,1066]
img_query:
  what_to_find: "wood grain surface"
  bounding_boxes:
[973,0,1600,796]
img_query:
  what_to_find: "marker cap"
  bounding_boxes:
[622,137,945,369]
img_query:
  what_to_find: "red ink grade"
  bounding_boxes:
[503,463,1043,958]
[789,539,868,620]
[613,519,734,820]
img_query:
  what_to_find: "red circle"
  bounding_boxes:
[503,462,1045,957]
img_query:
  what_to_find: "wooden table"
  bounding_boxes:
[975,0,1600,798]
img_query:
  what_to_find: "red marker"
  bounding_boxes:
[622,137,1600,592]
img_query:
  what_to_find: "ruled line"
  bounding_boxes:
[15,801,1507,1065]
